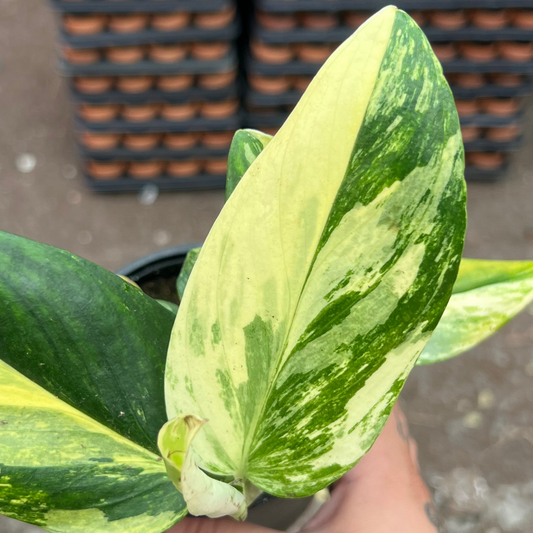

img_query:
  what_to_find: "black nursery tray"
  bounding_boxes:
[76,113,242,133]
[85,174,226,192]
[244,110,524,130]
[248,57,533,76]
[60,21,240,48]
[465,164,509,181]
[51,0,232,13]
[60,52,237,76]
[258,0,533,12]
[70,84,238,105]
[79,145,230,161]
[254,25,533,45]
[246,79,533,107]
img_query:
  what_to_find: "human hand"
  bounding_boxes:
[167,405,442,533]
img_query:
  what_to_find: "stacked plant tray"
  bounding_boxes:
[246,0,533,181]
[51,0,240,192]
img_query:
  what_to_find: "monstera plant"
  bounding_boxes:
[1,7,533,533]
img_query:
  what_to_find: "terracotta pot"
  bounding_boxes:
[480,97,520,116]
[201,131,234,149]
[455,99,479,117]
[486,125,521,142]
[151,12,191,32]
[81,132,121,150]
[251,41,293,64]
[249,74,290,94]
[498,41,533,62]
[157,74,195,92]
[453,73,486,88]
[490,73,524,87]
[63,47,100,65]
[460,42,497,62]
[461,126,481,142]
[163,133,200,150]
[296,43,333,63]
[343,11,370,29]
[200,99,239,119]
[198,70,236,89]
[467,151,505,170]
[161,103,198,121]
[429,10,467,30]
[470,9,511,30]
[194,7,235,29]
[78,104,120,122]
[123,133,161,151]
[293,76,312,91]
[149,43,189,63]
[109,14,148,33]
[190,42,231,61]
[64,14,107,35]
[431,42,457,62]
[204,159,228,174]
[122,104,160,122]
[106,46,145,64]
[116,76,154,93]
[409,11,427,27]
[167,160,202,178]
[510,9,533,29]
[256,11,298,31]
[73,76,114,94]
[300,12,338,30]
[88,160,126,180]
[128,161,165,179]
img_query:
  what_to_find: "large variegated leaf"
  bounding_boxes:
[165,5,466,507]
[176,130,274,301]
[418,259,533,365]
[0,360,186,532]
[0,231,174,454]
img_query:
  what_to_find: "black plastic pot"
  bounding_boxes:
[117,243,198,282]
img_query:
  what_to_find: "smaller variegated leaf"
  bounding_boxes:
[226,129,273,201]
[176,247,201,301]
[158,416,246,519]
[176,130,273,300]
[418,259,533,365]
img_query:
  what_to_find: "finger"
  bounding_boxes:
[302,404,435,533]
[168,517,274,533]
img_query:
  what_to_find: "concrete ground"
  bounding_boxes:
[0,1,532,532]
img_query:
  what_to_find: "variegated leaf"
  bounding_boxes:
[0,231,174,455]
[176,130,274,301]
[418,259,533,365]
[0,361,186,533]
[226,129,273,201]
[176,247,201,301]
[165,5,466,507]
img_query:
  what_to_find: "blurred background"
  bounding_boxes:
[0,0,533,531]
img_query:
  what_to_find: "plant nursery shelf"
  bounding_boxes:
[61,21,240,48]
[51,0,232,14]
[85,174,226,192]
[258,0,533,12]
[60,53,237,76]
[254,26,533,45]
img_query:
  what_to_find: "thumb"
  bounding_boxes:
[168,517,275,533]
